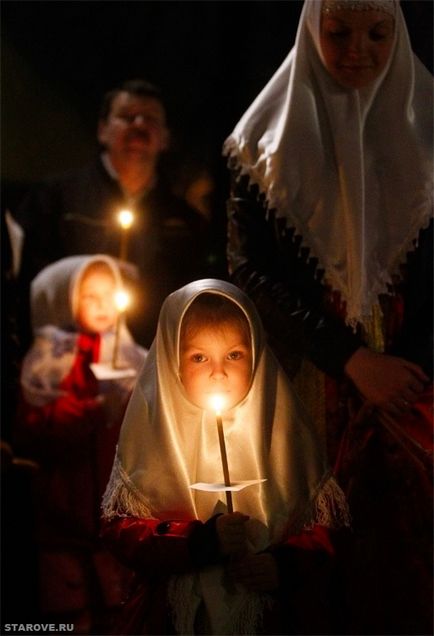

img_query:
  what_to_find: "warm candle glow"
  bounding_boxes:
[210,394,226,415]
[114,289,130,313]
[117,209,134,230]
[210,393,233,512]
[112,289,130,369]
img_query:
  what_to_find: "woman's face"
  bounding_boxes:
[179,321,252,411]
[320,9,395,89]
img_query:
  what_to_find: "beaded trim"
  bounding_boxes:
[322,0,396,17]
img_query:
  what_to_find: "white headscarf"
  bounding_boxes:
[224,0,433,329]
[31,254,131,330]
[21,254,146,407]
[103,279,349,634]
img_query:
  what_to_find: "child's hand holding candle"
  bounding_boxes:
[216,511,250,558]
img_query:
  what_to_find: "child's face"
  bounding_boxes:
[320,9,394,89]
[179,321,252,411]
[76,271,118,333]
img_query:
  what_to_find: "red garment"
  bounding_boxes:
[17,333,121,540]
[16,332,132,625]
[101,515,342,635]
[325,292,434,636]
[335,402,433,636]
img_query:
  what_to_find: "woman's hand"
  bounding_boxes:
[216,512,249,558]
[228,553,279,592]
[344,347,429,418]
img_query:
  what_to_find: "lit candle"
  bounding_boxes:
[117,209,134,261]
[210,394,233,513]
[112,289,130,369]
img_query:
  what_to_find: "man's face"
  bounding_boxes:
[98,92,169,163]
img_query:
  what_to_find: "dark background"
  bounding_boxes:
[0,2,432,628]
[2,0,433,213]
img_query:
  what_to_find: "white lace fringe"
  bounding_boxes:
[101,451,153,519]
[102,455,350,530]
[224,147,433,334]
[312,473,352,529]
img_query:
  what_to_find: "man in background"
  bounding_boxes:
[15,79,211,346]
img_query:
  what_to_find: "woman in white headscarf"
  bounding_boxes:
[224,1,433,633]
[102,278,350,635]
[16,254,147,634]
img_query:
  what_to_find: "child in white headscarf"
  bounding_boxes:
[224,1,433,633]
[16,254,147,634]
[102,278,350,635]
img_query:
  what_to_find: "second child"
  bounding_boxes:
[16,254,147,634]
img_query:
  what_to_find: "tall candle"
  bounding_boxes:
[210,394,233,513]
[112,289,130,369]
[117,209,134,261]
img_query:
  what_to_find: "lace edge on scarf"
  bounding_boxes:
[224,142,433,332]
[310,472,352,530]
[286,472,351,536]
[101,451,153,519]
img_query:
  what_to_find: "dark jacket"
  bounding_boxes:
[15,158,212,346]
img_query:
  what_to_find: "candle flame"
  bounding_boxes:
[118,209,134,230]
[114,289,130,313]
[210,394,225,415]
